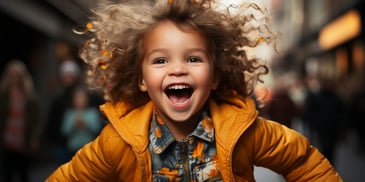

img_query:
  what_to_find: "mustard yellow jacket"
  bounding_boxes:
[46,96,342,181]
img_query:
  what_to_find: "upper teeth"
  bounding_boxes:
[168,85,189,90]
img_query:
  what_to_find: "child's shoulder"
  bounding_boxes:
[97,123,132,152]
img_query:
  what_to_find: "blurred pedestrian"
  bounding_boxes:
[44,59,81,165]
[349,79,365,154]
[262,76,301,128]
[61,86,102,161]
[303,77,345,164]
[0,59,41,182]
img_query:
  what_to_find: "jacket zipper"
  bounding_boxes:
[178,140,191,181]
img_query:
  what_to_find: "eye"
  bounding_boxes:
[153,57,168,64]
[187,56,202,63]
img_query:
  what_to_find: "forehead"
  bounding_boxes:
[141,20,209,51]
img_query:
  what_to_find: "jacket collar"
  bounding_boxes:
[100,101,153,153]
[209,96,258,151]
[99,96,258,153]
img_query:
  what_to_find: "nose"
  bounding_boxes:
[168,60,188,76]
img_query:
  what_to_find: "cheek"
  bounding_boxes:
[142,64,165,87]
[196,68,215,89]
[141,73,161,90]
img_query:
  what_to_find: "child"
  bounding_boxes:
[61,86,102,161]
[47,0,343,181]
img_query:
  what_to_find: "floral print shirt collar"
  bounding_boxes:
[149,105,222,181]
[149,106,215,154]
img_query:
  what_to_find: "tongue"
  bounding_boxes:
[169,92,190,104]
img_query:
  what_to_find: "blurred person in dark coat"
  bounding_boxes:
[262,76,301,128]
[349,79,365,154]
[44,60,81,165]
[0,59,41,182]
[303,77,345,164]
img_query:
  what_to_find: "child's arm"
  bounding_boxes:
[45,136,113,181]
[46,124,119,181]
[251,118,343,181]
[46,124,147,181]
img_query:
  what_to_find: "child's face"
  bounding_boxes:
[73,89,88,109]
[140,20,217,123]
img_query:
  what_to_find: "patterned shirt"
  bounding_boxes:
[149,107,222,182]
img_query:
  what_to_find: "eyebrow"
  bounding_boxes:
[145,48,209,58]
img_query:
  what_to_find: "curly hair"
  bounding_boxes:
[77,0,274,110]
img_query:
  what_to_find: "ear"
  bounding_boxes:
[139,79,147,92]
[211,78,219,90]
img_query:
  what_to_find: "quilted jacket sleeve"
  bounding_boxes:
[252,117,343,182]
[45,125,118,182]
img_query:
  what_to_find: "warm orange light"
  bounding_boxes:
[319,10,361,50]
[353,42,364,69]
[336,48,348,76]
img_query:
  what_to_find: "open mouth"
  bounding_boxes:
[165,84,194,104]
